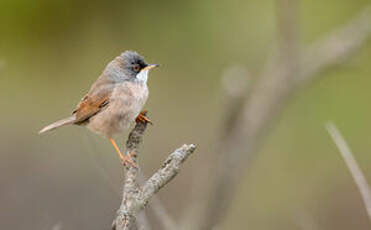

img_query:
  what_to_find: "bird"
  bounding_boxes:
[39,50,158,167]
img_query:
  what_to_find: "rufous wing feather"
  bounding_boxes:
[73,89,112,124]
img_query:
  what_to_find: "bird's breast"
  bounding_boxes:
[112,82,148,124]
[115,81,148,110]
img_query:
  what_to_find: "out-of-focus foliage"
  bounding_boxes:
[0,0,370,229]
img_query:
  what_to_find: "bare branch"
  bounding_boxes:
[112,115,196,230]
[325,122,371,221]
[139,144,196,206]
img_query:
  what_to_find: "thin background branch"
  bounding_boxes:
[325,122,371,221]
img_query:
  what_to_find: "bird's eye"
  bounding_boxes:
[133,64,141,72]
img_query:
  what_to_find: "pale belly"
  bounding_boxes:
[86,82,148,137]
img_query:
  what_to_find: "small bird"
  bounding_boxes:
[39,51,158,167]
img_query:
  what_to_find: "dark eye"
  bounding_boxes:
[133,64,141,72]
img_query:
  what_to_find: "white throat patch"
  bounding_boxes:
[136,69,149,83]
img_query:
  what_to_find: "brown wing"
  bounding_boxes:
[72,88,112,124]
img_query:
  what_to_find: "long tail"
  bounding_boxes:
[39,115,76,134]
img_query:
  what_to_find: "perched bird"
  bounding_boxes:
[39,51,158,167]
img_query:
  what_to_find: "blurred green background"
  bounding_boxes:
[1,0,371,229]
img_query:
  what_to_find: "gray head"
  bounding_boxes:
[104,50,158,83]
[118,51,158,82]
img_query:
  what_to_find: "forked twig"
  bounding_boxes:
[112,114,196,230]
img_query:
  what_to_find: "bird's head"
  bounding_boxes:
[119,50,159,83]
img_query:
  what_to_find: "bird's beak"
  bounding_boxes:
[141,64,159,72]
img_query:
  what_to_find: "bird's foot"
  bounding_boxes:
[120,153,138,168]
[109,137,138,168]
[136,110,153,125]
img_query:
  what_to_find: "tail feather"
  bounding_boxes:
[39,115,76,134]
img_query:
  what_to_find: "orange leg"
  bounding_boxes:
[135,110,153,125]
[109,138,137,168]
